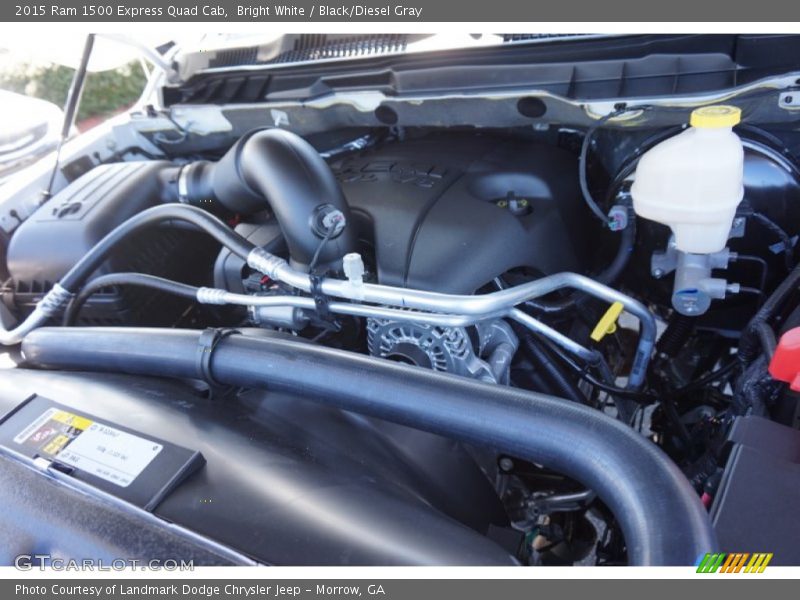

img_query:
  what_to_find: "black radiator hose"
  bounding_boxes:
[514,327,588,405]
[22,327,717,565]
[175,129,358,271]
[526,209,636,315]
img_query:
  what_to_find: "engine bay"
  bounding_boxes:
[2,92,800,566]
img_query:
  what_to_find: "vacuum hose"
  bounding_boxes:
[22,327,717,565]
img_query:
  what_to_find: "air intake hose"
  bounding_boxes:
[22,327,717,565]
[175,129,357,271]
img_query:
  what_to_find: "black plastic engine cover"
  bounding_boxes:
[4,162,218,325]
[0,367,514,565]
[333,133,590,293]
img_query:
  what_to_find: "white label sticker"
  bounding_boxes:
[55,422,162,488]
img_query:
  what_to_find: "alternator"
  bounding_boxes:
[366,318,518,384]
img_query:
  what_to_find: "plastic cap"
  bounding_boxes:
[343,253,365,284]
[768,327,800,392]
[690,105,742,129]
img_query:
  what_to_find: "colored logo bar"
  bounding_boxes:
[696,553,773,573]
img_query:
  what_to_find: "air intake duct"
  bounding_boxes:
[174,128,357,271]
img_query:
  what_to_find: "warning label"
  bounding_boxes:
[13,408,162,488]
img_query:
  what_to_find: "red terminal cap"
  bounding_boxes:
[768,327,800,392]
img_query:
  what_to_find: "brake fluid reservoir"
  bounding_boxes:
[631,105,745,254]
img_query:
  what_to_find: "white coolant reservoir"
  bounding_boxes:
[631,105,745,254]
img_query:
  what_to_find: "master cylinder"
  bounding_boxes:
[631,105,746,316]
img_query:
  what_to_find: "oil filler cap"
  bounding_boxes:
[768,327,800,391]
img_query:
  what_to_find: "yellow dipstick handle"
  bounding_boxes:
[591,301,625,342]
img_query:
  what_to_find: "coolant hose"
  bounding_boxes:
[514,326,588,405]
[527,212,636,315]
[22,327,717,565]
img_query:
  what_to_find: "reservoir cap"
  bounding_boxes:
[690,105,742,129]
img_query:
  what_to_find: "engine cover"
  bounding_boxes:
[333,133,591,293]
[214,133,591,298]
